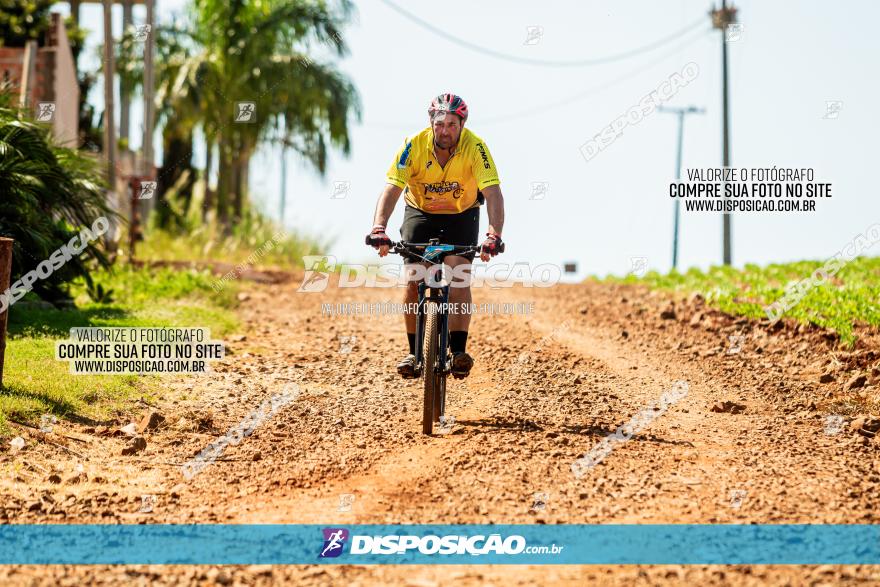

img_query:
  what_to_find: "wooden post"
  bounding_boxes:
[18,40,38,109]
[102,0,116,191]
[120,0,133,146]
[0,238,13,388]
[129,177,141,261]
[143,0,155,177]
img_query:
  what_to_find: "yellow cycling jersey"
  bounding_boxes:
[385,127,501,214]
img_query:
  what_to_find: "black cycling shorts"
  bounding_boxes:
[399,204,480,262]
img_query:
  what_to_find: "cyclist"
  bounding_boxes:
[366,93,505,379]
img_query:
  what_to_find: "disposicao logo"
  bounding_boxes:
[317,531,547,558]
[319,528,349,558]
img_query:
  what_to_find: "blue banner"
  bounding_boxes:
[0,525,878,565]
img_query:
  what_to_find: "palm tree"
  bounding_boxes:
[191,0,360,228]
[118,0,360,231]
[116,23,206,229]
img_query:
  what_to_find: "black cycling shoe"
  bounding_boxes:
[397,354,417,379]
[451,351,474,379]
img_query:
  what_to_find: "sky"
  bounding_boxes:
[71,0,880,280]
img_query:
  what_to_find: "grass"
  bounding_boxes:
[606,256,880,346]
[1,206,328,437]
[135,210,329,268]
[0,264,240,437]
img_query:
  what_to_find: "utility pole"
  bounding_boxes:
[711,0,737,265]
[659,105,704,270]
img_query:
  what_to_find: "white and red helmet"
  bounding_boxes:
[429,93,468,122]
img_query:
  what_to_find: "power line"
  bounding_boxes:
[364,28,711,130]
[479,29,711,125]
[378,0,706,67]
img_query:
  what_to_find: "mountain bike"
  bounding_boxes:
[390,239,503,435]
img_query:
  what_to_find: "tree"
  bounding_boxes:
[185,0,360,229]
[0,0,53,47]
[113,24,200,229]
[115,1,360,231]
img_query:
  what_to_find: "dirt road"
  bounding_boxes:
[3,271,880,585]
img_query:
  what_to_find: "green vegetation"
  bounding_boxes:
[114,0,360,231]
[609,256,880,345]
[0,0,347,438]
[0,0,54,47]
[0,265,239,436]
[0,101,112,304]
[136,205,328,268]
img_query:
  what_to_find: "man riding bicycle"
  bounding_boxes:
[366,93,506,379]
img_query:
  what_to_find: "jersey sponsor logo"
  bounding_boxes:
[423,180,462,196]
[397,141,413,169]
[475,143,491,169]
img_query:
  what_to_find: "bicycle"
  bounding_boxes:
[390,238,504,435]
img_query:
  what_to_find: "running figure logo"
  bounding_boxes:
[319,528,349,558]
[36,102,56,122]
[234,102,256,123]
[139,181,157,200]
[298,255,336,292]
[133,24,151,42]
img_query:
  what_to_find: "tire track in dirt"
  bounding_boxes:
[4,273,880,585]
[524,283,880,524]
[242,371,507,524]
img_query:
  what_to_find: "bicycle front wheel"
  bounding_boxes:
[422,301,442,435]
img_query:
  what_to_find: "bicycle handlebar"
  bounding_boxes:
[390,240,506,256]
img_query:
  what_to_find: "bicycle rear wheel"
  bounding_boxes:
[422,301,442,435]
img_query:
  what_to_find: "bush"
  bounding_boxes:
[0,98,115,304]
